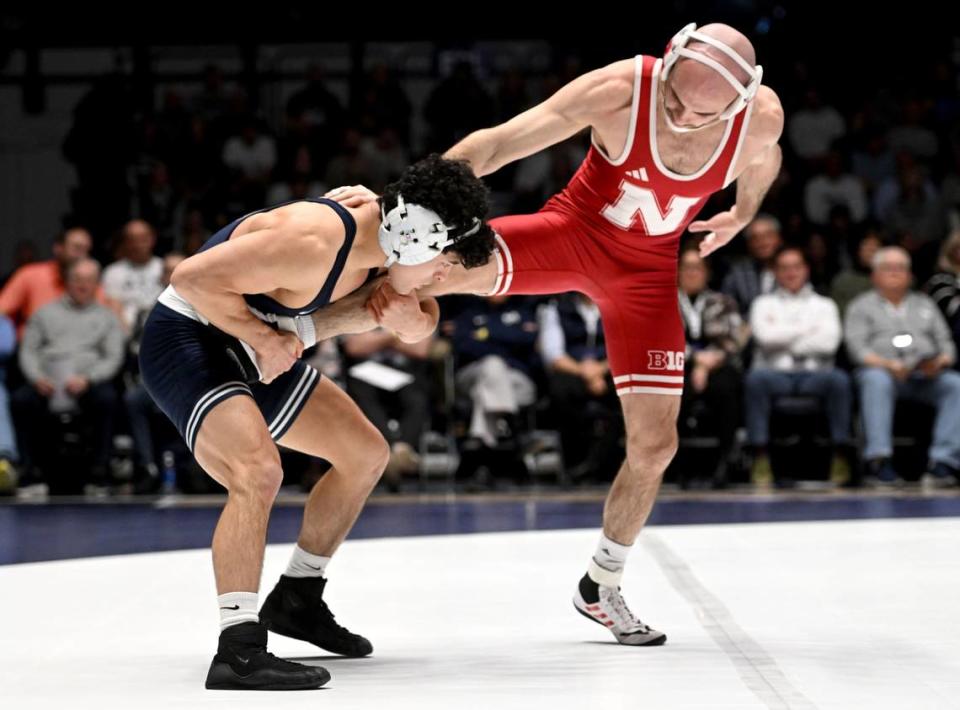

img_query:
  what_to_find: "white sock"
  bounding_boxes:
[285,544,331,578]
[218,591,259,630]
[587,533,632,587]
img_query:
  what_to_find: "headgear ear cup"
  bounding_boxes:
[378,193,483,267]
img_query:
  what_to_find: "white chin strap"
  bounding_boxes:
[662,107,724,134]
[378,194,480,267]
[661,22,763,131]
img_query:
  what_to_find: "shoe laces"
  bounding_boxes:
[244,645,310,673]
[312,596,353,634]
[601,587,651,634]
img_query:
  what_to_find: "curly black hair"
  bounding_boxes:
[379,153,496,269]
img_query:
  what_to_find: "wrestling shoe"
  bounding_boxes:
[260,575,373,657]
[205,621,330,690]
[573,573,666,646]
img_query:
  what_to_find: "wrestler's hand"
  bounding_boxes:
[325,184,380,208]
[690,208,751,258]
[256,331,303,384]
[367,281,429,341]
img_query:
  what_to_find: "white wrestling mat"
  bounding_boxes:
[2,518,959,709]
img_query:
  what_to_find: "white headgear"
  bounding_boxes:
[661,23,763,128]
[378,194,481,267]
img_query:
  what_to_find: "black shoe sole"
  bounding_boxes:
[205,662,331,690]
[573,603,668,646]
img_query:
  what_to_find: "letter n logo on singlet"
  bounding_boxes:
[601,181,700,235]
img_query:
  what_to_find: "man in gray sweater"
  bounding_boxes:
[845,247,960,487]
[12,258,125,485]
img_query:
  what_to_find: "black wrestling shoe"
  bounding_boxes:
[205,621,330,690]
[260,575,373,657]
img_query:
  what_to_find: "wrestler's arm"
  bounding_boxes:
[730,94,784,224]
[308,275,440,344]
[444,62,633,176]
[171,203,338,381]
[694,89,785,257]
[304,65,629,342]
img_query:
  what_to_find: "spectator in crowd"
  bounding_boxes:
[538,293,621,481]
[923,231,960,364]
[883,163,949,280]
[124,252,185,489]
[222,117,277,208]
[677,247,748,487]
[103,219,164,333]
[852,129,896,196]
[887,98,939,162]
[873,154,938,222]
[267,170,328,208]
[358,128,409,191]
[350,64,412,144]
[941,148,960,230]
[930,60,960,130]
[177,115,221,198]
[12,259,125,485]
[342,328,434,489]
[324,128,379,192]
[821,203,859,260]
[191,64,231,125]
[1,240,38,288]
[804,231,841,294]
[178,206,212,256]
[746,247,852,487]
[136,162,180,251]
[276,111,323,186]
[61,73,136,240]
[286,64,346,167]
[845,247,960,487]
[0,314,18,493]
[831,228,883,316]
[445,295,540,448]
[424,59,494,152]
[786,88,846,163]
[803,151,868,226]
[152,91,194,181]
[722,214,783,315]
[0,226,96,337]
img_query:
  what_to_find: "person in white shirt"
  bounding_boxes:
[745,246,852,486]
[102,219,164,332]
[538,293,621,481]
[786,89,845,162]
[222,119,277,183]
[804,151,868,225]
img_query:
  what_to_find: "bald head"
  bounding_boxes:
[688,24,756,79]
[664,23,758,129]
[65,257,101,306]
